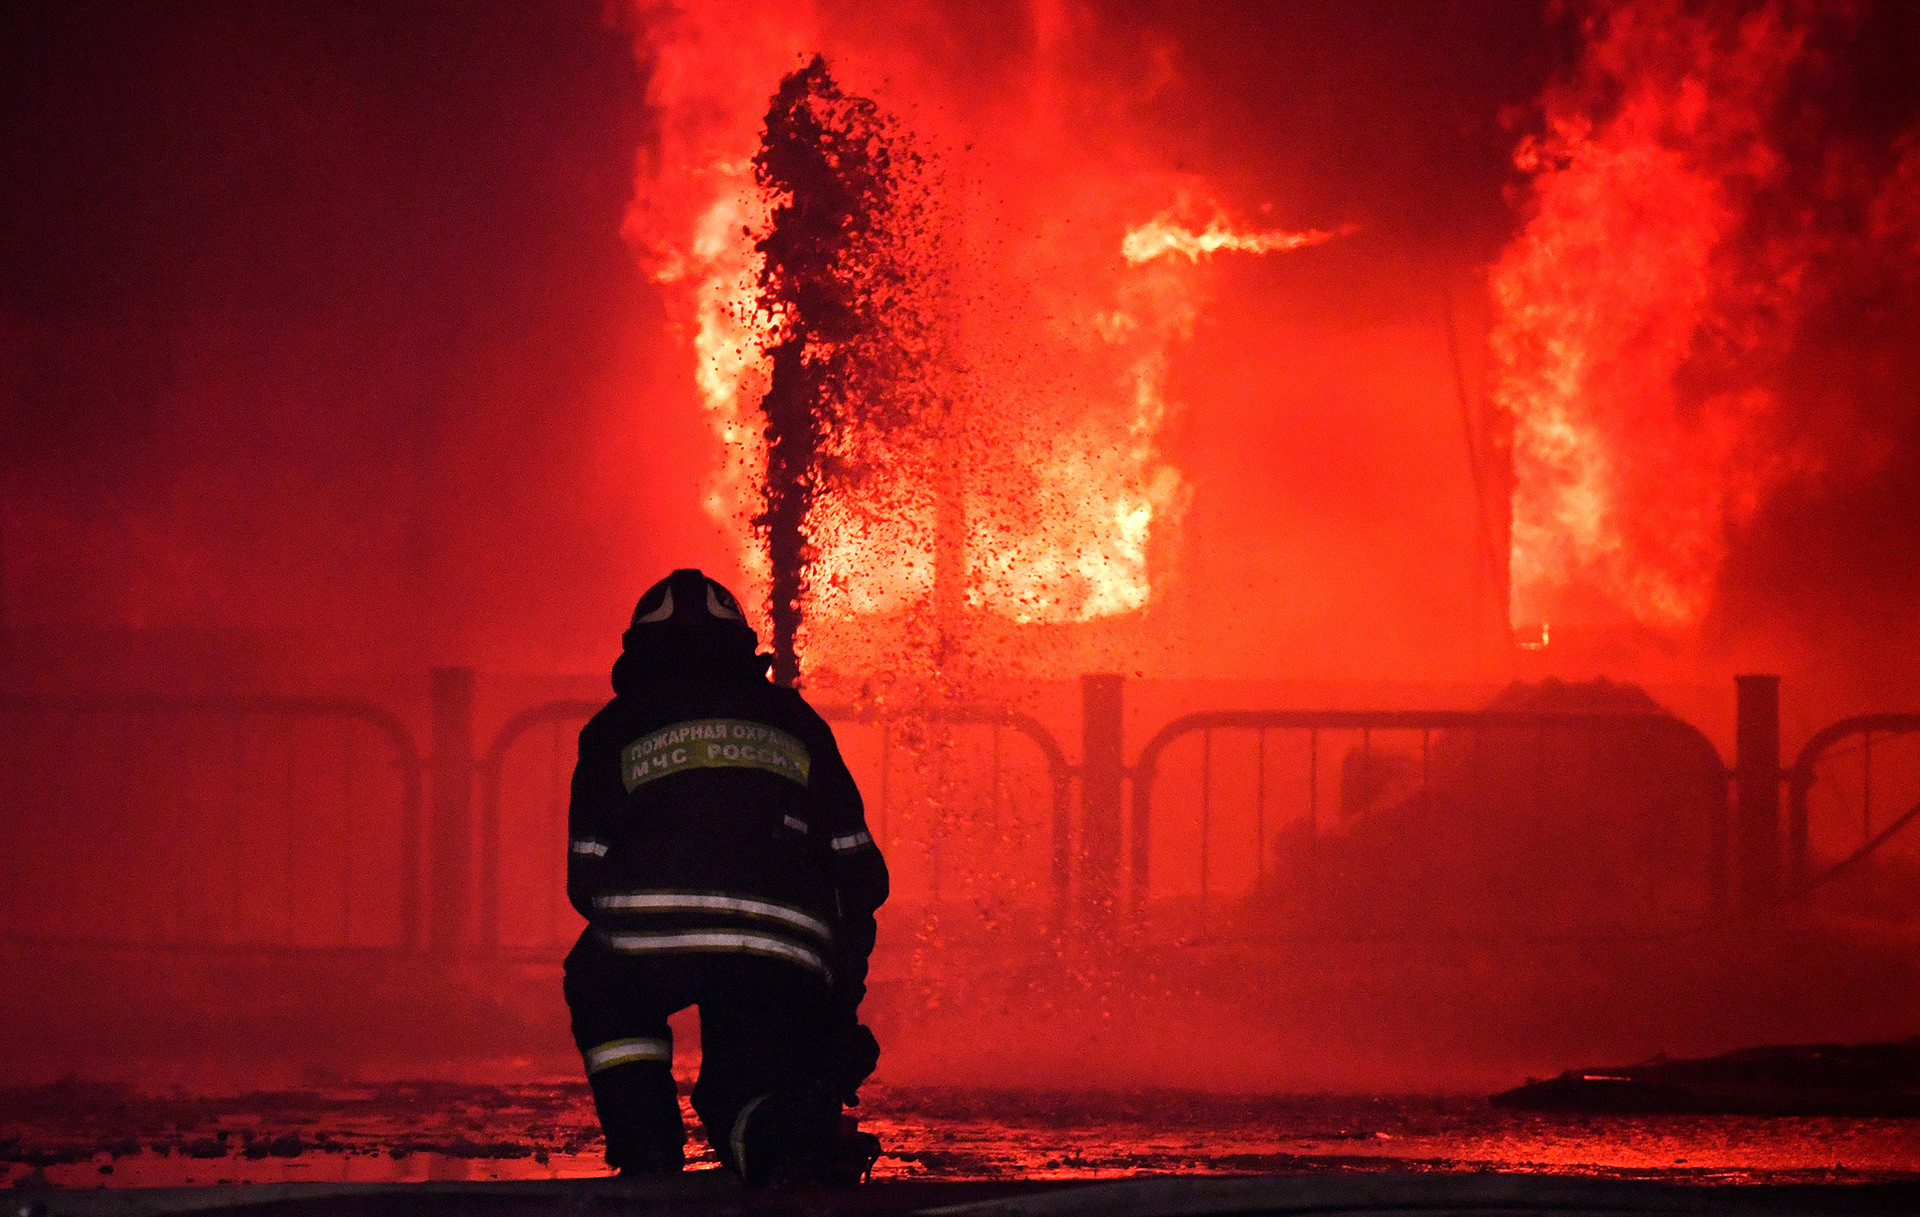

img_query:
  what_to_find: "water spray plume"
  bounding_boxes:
[744,56,902,683]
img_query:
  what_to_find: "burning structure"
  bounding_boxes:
[621,2,1358,690]
[592,0,1920,1087]
[614,0,1920,696]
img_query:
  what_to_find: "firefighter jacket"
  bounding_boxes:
[567,645,888,1018]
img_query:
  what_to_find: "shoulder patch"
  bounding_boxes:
[621,718,812,792]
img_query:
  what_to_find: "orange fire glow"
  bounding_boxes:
[1121,207,1352,265]
[618,5,1346,669]
[1489,0,1823,636]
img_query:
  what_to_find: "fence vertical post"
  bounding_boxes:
[1735,673,1781,914]
[430,666,476,960]
[1786,761,1810,892]
[1081,674,1125,921]
[1051,750,1073,933]
[478,745,502,960]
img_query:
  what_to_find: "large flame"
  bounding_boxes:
[616,3,821,625]
[1489,0,1823,635]
[1122,208,1353,265]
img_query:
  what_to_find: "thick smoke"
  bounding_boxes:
[0,3,681,677]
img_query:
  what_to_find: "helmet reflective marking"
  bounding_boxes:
[635,587,675,623]
[706,585,742,620]
[625,569,757,649]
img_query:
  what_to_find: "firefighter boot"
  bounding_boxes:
[587,1059,685,1175]
[729,1085,842,1187]
[818,1115,883,1184]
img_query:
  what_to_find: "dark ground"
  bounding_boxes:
[13,1171,1920,1217]
[7,1077,1920,1191]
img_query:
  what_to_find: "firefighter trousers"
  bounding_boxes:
[563,930,839,1177]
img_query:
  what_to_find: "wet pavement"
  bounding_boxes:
[5,1080,1920,1192]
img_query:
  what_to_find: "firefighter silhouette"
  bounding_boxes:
[563,569,887,1183]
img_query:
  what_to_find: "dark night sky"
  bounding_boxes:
[0,2,642,316]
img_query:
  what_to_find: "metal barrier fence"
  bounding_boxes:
[477,700,1073,954]
[15,673,1908,958]
[817,703,1073,926]
[1787,714,1920,891]
[0,695,424,951]
[478,699,601,954]
[1129,710,1733,924]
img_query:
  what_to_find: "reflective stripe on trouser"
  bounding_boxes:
[730,1092,774,1179]
[596,928,833,985]
[584,1036,672,1075]
[585,1050,684,1171]
[720,1085,845,1184]
[591,891,834,944]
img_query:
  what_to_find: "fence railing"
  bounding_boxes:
[1129,709,1733,919]
[18,673,1913,958]
[816,703,1073,920]
[1786,714,1920,892]
[0,695,424,951]
[476,699,601,955]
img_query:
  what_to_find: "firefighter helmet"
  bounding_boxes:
[624,569,757,653]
